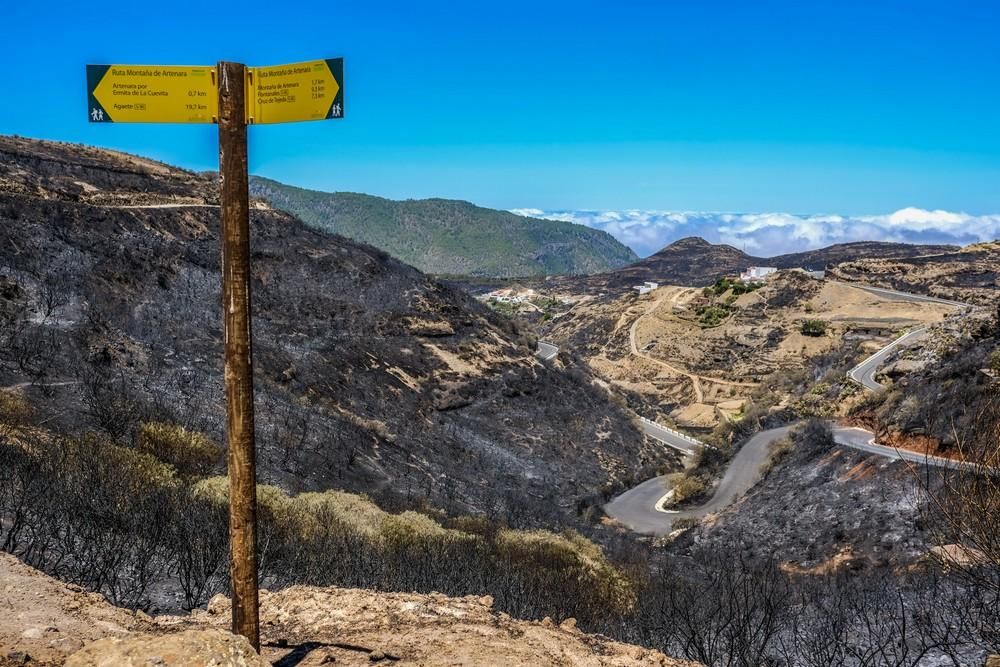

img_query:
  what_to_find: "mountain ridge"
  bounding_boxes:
[248,176,638,278]
[566,236,961,290]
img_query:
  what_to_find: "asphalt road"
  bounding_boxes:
[608,283,973,535]
[843,283,966,391]
[535,341,559,361]
[847,328,928,391]
[605,423,967,535]
[638,418,704,455]
[849,284,968,308]
[608,425,788,534]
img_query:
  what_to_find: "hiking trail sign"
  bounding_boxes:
[86,65,218,123]
[86,58,344,124]
[86,57,344,652]
[248,58,344,124]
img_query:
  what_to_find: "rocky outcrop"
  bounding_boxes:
[64,630,266,667]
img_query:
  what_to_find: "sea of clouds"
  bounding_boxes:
[509,207,1000,258]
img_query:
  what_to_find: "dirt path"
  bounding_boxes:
[1,380,79,393]
[627,288,758,404]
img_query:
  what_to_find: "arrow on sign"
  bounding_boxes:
[248,58,344,125]
[87,64,218,124]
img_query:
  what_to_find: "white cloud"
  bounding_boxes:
[510,207,1000,257]
[880,207,973,231]
[509,207,545,217]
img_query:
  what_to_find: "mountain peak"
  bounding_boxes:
[665,236,713,249]
[651,236,748,259]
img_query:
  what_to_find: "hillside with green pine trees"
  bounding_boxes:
[249,176,638,277]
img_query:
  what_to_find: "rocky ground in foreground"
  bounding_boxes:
[0,553,695,667]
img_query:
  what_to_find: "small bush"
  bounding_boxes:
[497,528,636,615]
[761,437,794,476]
[697,305,733,328]
[486,299,520,319]
[672,516,700,531]
[731,281,762,296]
[790,418,835,455]
[711,278,733,295]
[667,472,706,504]
[800,319,828,337]
[0,390,32,434]
[136,422,221,477]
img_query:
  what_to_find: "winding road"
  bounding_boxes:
[848,284,967,308]
[847,328,929,391]
[609,282,973,536]
[607,423,970,535]
[845,286,966,391]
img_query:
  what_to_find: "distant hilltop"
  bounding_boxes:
[548,235,965,293]
[249,176,638,278]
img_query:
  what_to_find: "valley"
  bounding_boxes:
[534,265,959,433]
[4,3,999,663]
[1,136,997,665]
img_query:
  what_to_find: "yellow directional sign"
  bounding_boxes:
[87,65,218,123]
[247,58,343,125]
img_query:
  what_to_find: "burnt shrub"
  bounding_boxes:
[0,432,177,608]
[790,417,835,456]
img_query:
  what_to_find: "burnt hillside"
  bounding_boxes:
[829,246,1000,305]
[0,136,667,526]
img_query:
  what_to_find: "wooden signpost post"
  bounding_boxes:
[87,57,345,650]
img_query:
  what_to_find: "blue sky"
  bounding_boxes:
[4,1,999,251]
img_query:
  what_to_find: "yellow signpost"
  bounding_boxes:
[247,58,344,124]
[86,65,218,123]
[86,56,344,651]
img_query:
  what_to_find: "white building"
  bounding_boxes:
[633,281,659,295]
[739,267,778,283]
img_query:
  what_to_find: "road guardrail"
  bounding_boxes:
[639,416,712,449]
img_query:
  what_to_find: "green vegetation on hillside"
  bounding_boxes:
[800,319,828,336]
[707,277,763,297]
[486,298,521,318]
[249,177,637,277]
[690,278,763,327]
[696,303,734,327]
